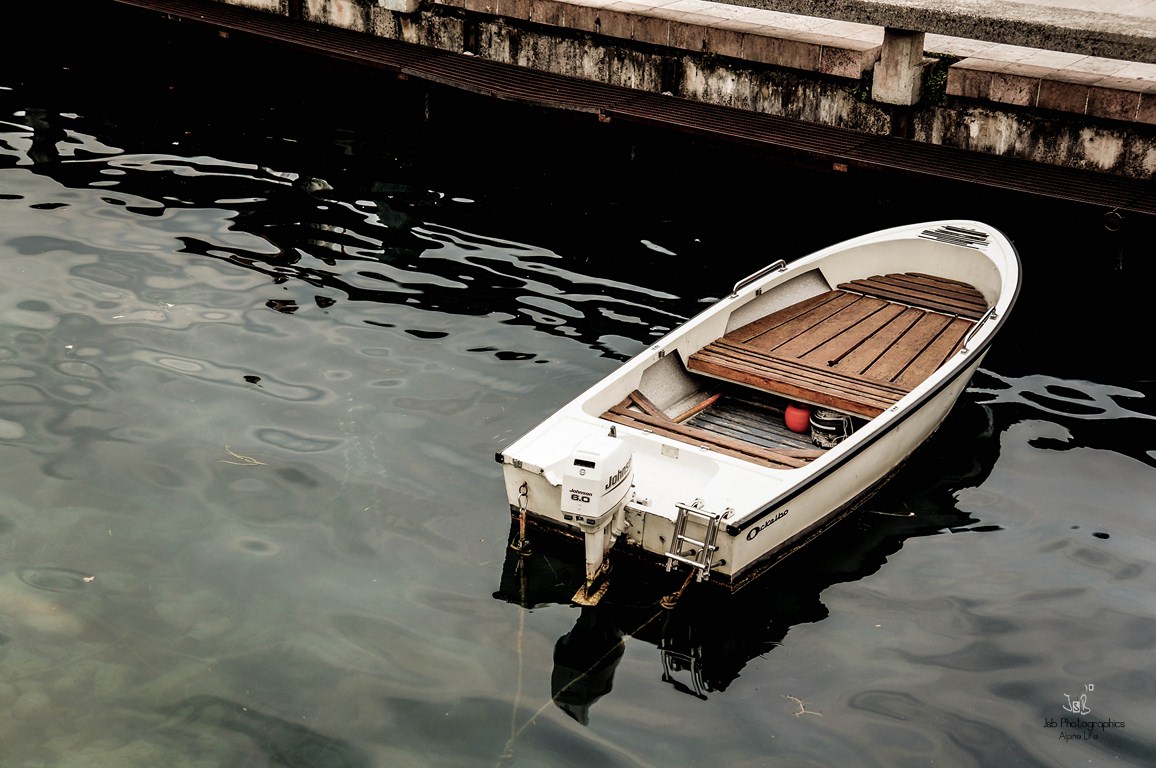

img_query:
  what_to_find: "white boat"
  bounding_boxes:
[496,221,1021,601]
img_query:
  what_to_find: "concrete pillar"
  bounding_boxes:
[872,28,927,106]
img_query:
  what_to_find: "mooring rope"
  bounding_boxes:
[498,605,668,766]
[660,568,697,610]
[509,482,531,555]
[497,565,697,766]
[497,556,530,767]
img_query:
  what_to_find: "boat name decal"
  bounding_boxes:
[604,457,632,495]
[746,510,787,540]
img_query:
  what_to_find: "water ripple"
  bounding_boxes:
[974,370,1155,421]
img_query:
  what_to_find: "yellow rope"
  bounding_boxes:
[497,558,529,766]
[660,567,697,609]
[497,483,696,764]
[497,574,691,765]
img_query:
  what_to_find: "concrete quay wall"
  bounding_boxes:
[217,0,1156,180]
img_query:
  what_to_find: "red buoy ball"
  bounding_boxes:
[784,403,812,433]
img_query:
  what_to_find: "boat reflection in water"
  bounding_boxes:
[494,393,1002,724]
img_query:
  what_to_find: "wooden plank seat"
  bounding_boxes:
[687,273,986,418]
[602,391,823,470]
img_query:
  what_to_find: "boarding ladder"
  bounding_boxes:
[665,500,724,582]
[660,639,709,699]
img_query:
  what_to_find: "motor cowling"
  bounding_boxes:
[560,434,633,524]
[561,433,634,589]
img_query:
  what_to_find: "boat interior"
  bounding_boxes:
[601,272,989,470]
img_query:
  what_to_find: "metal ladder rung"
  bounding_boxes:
[666,552,707,567]
[665,500,724,581]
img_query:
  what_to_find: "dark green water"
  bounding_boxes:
[1,9,1154,767]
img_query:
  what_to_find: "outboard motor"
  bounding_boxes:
[561,433,633,587]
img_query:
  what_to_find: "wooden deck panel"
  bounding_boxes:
[792,300,914,363]
[728,292,854,345]
[892,315,974,388]
[766,295,893,360]
[837,272,988,320]
[687,273,985,418]
[691,340,906,417]
[832,305,924,373]
[858,311,954,382]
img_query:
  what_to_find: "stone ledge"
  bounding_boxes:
[947,58,1156,125]
[434,0,882,78]
[708,0,1156,65]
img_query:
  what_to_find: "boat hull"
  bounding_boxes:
[497,220,1020,590]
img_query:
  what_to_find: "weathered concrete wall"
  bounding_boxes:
[471,21,893,132]
[920,106,1156,178]
[212,0,1156,179]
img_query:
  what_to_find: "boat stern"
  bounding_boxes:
[498,421,635,587]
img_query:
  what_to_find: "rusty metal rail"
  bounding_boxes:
[106,0,1156,216]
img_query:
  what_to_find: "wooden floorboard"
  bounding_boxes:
[688,273,984,417]
[603,392,823,468]
[686,397,817,452]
